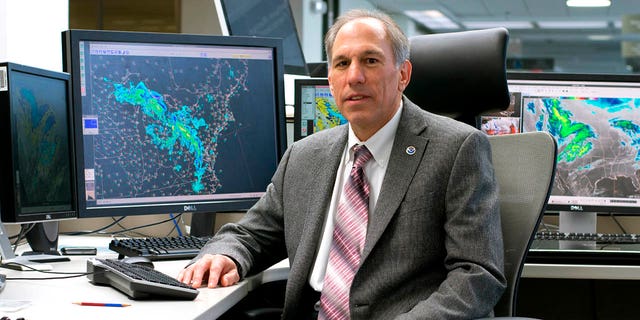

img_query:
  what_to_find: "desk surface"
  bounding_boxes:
[0,236,289,320]
[4,236,640,319]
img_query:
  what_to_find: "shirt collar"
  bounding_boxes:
[346,100,403,167]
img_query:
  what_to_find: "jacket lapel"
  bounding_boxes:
[287,127,348,283]
[361,99,429,260]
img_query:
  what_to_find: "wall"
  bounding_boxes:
[0,0,68,71]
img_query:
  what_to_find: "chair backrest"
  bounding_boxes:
[488,132,557,317]
[405,28,511,125]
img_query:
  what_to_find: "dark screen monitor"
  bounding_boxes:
[214,0,309,76]
[293,78,346,141]
[62,30,287,234]
[0,62,76,263]
[508,72,640,239]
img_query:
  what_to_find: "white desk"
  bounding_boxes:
[522,263,640,280]
[0,236,289,320]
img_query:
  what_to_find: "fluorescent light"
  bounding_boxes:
[538,21,609,29]
[463,21,533,29]
[405,10,459,30]
[587,34,613,41]
[566,0,611,7]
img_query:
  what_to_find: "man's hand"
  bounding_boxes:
[177,254,240,288]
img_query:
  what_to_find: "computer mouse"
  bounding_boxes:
[121,256,154,269]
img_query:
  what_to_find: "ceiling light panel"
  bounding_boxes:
[405,10,460,30]
[463,21,534,29]
[537,21,610,29]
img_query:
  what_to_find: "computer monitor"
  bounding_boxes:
[214,0,309,76]
[62,30,287,235]
[508,72,640,244]
[0,62,76,265]
[293,78,346,141]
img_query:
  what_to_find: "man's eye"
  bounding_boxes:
[334,61,348,68]
[366,58,379,64]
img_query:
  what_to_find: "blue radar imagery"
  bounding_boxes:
[15,85,71,207]
[523,96,640,198]
[84,55,277,201]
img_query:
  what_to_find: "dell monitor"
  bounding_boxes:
[62,30,287,235]
[0,62,76,266]
[293,78,346,141]
[508,72,640,248]
[214,0,309,76]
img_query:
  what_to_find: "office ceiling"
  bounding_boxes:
[369,0,640,45]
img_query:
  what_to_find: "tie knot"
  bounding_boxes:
[352,144,373,169]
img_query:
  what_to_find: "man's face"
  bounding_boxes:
[328,17,411,141]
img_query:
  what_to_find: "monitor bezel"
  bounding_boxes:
[214,0,309,76]
[62,29,287,218]
[508,71,640,215]
[0,62,77,223]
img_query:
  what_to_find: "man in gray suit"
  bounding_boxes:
[178,9,506,319]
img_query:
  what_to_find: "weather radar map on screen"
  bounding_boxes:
[64,30,286,218]
[511,73,640,213]
[294,78,346,141]
[84,48,260,200]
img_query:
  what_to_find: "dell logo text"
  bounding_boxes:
[183,205,197,212]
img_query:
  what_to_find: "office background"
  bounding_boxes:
[2,0,640,238]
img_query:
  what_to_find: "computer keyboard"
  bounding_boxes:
[87,258,199,300]
[109,235,212,260]
[535,231,640,244]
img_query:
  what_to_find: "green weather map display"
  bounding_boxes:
[299,85,346,138]
[82,53,278,204]
[523,96,640,199]
[12,73,72,211]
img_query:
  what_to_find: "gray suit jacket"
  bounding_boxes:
[197,97,506,319]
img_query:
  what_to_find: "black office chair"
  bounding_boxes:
[405,27,510,126]
[406,28,555,319]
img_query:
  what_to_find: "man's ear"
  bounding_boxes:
[398,60,412,92]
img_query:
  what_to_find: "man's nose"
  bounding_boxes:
[347,62,365,84]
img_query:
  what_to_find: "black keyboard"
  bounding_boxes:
[109,235,212,260]
[535,231,640,244]
[87,258,199,300]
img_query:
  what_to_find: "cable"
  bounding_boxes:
[61,217,127,236]
[2,261,102,280]
[169,213,183,236]
[609,213,628,234]
[62,213,186,241]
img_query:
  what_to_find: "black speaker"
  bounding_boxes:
[24,221,60,255]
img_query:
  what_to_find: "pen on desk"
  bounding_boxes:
[72,302,131,307]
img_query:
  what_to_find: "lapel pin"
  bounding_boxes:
[406,146,416,155]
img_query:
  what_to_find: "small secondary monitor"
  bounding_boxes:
[509,72,640,214]
[293,78,346,141]
[477,91,522,136]
[0,62,76,223]
[215,0,309,76]
[62,30,287,219]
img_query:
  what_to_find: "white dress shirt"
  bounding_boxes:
[309,101,403,291]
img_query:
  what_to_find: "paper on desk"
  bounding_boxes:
[0,300,31,312]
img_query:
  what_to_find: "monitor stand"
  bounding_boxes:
[0,222,68,271]
[558,211,597,250]
[190,213,216,237]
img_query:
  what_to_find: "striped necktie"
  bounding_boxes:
[318,144,373,320]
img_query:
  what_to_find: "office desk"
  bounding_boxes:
[522,263,640,280]
[0,236,289,320]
